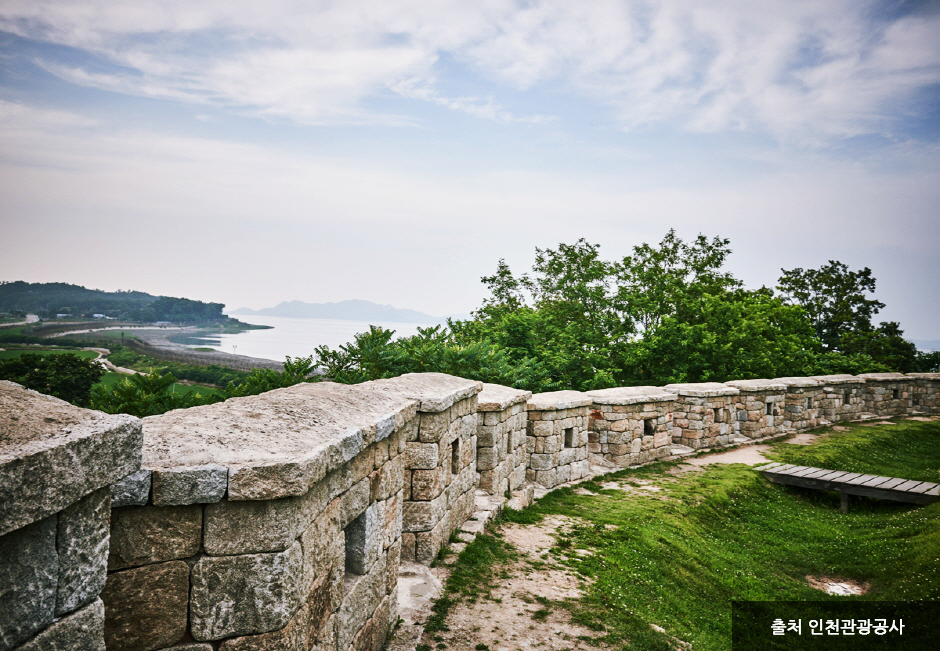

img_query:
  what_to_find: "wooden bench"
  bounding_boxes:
[757,462,940,513]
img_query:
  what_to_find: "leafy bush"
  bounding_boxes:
[224,355,319,397]
[90,371,221,417]
[0,352,104,406]
[315,325,558,392]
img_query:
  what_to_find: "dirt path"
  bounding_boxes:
[416,515,609,651]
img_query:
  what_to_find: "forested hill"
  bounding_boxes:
[0,281,226,323]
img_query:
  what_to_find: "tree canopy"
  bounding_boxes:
[317,230,925,390]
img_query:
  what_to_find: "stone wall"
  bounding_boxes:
[857,373,913,417]
[772,377,823,431]
[810,375,867,423]
[366,374,481,566]
[723,380,788,440]
[4,369,940,651]
[585,386,675,466]
[909,373,940,414]
[525,391,591,488]
[101,380,417,651]
[476,383,531,499]
[665,383,740,449]
[0,381,141,651]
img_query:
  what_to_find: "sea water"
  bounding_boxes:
[172,314,441,362]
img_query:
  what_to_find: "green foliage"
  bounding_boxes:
[450,234,920,388]
[0,280,225,322]
[838,321,918,372]
[777,261,885,351]
[90,371,220,417]
[0,352,104,406]
[315,325,558,392]
[616,229,741,333]
[622,288,819,384]
[224,355,319,397]
[912,350,940,372]
[105,345,250,386]
[0,331,88,347]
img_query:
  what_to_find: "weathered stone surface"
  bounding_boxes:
[586,386,675,404]
[151,464,227,506]
[663,383,739,397]
[0,381,141,537]
[0,516,56,651]
[345,503,381,575]
[723,379,788,392]
[191,541,303,641]
[108,504,202,570]
[404,442,439,470]
[527,391,591,411]
[856,373,908,381]
[219,603,309,651]
[367,373,481,413]
[203,494,313,556]
[56,487,110,614]
[155,646,212,651]
[15,597,105,651]
[102,561,189,651]
[808,374,864,385]
[142,382,416,502]
[110,469,152,507]
[336,555,386,651]
[477,383,531,412]
[771,377,822,387]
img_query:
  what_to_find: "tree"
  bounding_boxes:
[839,321,918,372]
[622,289,819,384]
[777,261,885,351]
[0,352,104,406]
[616,229,741,333]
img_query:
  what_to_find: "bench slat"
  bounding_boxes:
[909,482,940,494]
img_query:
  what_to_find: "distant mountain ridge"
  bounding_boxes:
[230,299,453,324]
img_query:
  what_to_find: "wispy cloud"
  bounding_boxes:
[2,1,939,140]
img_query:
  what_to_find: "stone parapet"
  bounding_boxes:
[856,373,914,417]
[771,377,824,430]
[664,383,740,449]
[585,387,675,466]
[1,381,142,651]
[102,380,416,651]
[525,391,591,488]
[809,375,867,422]
[723,380,789,439]
[907,373,940,414]
[369,373,483,565]
[476,383,531,501]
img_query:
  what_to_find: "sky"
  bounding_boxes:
[1,0,939,338]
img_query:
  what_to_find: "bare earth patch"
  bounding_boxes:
[420,515,610,651]
[805,575,870,596]
[685,444,772,466]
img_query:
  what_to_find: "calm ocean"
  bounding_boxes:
[174,314,441,362]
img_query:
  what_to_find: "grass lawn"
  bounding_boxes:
[0,348,99,360]
[441,419,939,651]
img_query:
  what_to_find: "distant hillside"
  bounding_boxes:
[231,299,446,324]
[0,280,226,323]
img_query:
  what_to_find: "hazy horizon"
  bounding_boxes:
[2,2,939,338]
